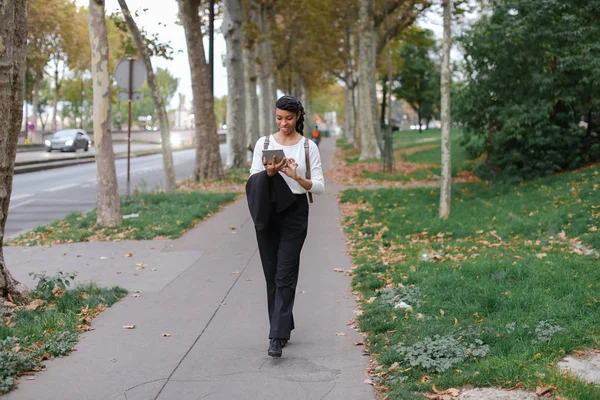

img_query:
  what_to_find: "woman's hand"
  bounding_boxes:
[263,155,287,177]
[281,157,299,180]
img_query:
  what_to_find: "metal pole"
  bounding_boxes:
[127,58,133,196]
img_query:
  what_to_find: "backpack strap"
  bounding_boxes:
[304,138,313,203]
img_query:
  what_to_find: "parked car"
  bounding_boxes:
[45,129,91,152]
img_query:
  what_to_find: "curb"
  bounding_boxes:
[14,146,195,175]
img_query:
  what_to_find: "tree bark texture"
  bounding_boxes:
[89,0,122,227]
[223,0,247,168]
[31,71,42,131]
[117,0,176,190]
[0,0,30,301]
[256,2,277,136]
[343,84,355,142]
[358,0,381,160]
[439,0,452,219]
[243,43,259,157]
[179,0,224,181]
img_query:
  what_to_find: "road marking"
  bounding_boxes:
[11,193,33,201]
[43,183,78,192]
[10,199,35,209]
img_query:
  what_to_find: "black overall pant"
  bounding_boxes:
[256,194,309,340]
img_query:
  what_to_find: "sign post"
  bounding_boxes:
[114,58,146,196]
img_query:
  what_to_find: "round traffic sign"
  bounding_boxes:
[114,58,147,90]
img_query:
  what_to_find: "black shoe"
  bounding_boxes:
[280,339,288,348]
[268,339,282,357]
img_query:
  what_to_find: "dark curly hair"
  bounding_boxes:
[276,95,305,135]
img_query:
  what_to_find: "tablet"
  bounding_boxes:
[262,149,286,164]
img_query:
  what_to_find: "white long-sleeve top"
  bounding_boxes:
[249,135,325,195]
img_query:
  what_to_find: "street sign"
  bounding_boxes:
[117,91,143,102]
[114,58,147,90]
[114,57,148,196]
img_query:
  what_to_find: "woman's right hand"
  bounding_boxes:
[263,156,287,177]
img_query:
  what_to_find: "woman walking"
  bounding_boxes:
[246,95,325,357]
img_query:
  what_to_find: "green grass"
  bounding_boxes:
[340,164,600,399]
[0,283,127,393]
[7,190,239,246]
[338,129,473,182]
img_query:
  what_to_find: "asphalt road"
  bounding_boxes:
[15,143,163,164]
[7,143,229,239]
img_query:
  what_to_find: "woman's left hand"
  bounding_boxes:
[281,157,299,180]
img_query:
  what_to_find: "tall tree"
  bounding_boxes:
[89,0,122,227]
[223,0,246,168]
[242,12,260,156]
[255,0,277,136]
[179,0,223,181]
[358,0,381,160]
[439,0,452,219]
[117,0,176,190]
[0,0,29,302]
[357,0,431,160]
[393,29,440,132]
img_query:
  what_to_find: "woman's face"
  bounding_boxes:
[276,108,299,135]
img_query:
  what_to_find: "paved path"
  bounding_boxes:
[5,137,374,400]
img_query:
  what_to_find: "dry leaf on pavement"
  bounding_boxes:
[123,325,136,329]
[124,253,133,257]
[334,268,344,273]
[162,333,171,337]
[336,332,346,336]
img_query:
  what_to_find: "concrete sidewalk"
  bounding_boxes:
[4,137,375,400]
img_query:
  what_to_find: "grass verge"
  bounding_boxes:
[333,129,475,185]
[340,164,600,399]
[0,282,127,394]
[7,189,239,246]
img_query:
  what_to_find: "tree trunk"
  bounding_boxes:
[343,84,355,142]
[179,0,223,181]
[439,0,452,219]
[380,79,387,128]
[358,0,381,160]
[117,0,176,190]
[243,42,259,158]
[256,2,277,136]
[89,0,122,227]
[223,0,246,169]
[0,0,30,302]
[31,71,42,132]
[418,109,422,132]
[51,68,59,132]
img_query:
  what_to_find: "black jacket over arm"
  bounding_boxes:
[246,171,297,231]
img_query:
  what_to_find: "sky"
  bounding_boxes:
[75,0,227,110]
[74,1,475,111]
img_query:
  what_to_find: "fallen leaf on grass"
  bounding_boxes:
[25,299,47,311]
[365,297,377,304]
[536,386,556,396]
[123,325,136,329]
[558,231,567,240]
[507,382,524,391]
[3,301,17,308]
[536,253,547,259]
